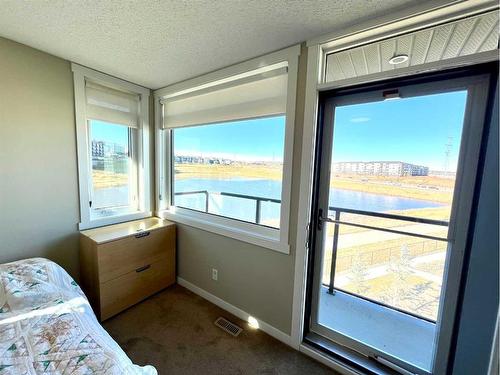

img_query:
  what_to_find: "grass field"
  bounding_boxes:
[325,232,448,274]
[327,206,451,236]
[92,170,128,189]
[324,231,446,320]
[332,175,453,204]
[174,163,283,181]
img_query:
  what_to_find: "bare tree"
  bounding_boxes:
[381,245,412,307]
[348,252,370,295]
[381,244,439,319]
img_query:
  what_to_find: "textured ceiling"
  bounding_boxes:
[0,0,451,89]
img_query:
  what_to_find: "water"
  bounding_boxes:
[328,188,443,212]
[93,178,444,225]
[174,178,282,225]
[172,178,444,227]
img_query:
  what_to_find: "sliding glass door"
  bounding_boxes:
[307,71,492,374]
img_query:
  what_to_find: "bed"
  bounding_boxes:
[0,258,157,374]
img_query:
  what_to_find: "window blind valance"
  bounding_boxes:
[160,66,288,129]
[85,81,140,128]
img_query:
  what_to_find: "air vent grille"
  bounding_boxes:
[214,317,243,337]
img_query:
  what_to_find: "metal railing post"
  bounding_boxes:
[255,199,261,224]
[328,210,341,295]
[204,190,209,213]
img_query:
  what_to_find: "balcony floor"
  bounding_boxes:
[317,287,436,372]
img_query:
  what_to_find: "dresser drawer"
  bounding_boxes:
[97,226,175,283]
[99,258,175,320]
[80,218,176,320]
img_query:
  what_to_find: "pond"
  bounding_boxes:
[172,178,444,227]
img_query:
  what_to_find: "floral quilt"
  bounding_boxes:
[0,258,157,375]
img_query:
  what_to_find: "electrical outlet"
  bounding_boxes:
[212,268,218,281]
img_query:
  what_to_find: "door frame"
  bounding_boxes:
[302,64,497,374]
[290,3,499,360]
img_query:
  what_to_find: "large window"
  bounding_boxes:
[72,64,151,229]
[155,46,300,253]
[172,116,285,228]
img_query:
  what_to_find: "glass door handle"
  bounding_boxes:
[317,208,333,230]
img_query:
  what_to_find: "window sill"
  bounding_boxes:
[158,208,290,254]
[79,211,152,230]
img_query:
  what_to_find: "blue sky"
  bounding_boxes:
[333,90,467,171]
[92,89,467,170]
[91,120,129,147]
[173,116,286,162]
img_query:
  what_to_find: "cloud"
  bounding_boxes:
[349,116,371,123]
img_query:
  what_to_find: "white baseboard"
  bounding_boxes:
[177,277,292,347]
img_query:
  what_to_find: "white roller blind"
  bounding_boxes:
[85,81,140,128]
[161,67,288,129]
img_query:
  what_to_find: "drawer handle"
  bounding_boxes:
[136,264,151,273]
[135,231,150,239]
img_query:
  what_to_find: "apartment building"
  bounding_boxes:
[333,161,429,176]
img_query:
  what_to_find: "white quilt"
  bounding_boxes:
[0,258,157,375]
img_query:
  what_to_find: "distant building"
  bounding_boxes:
[92,140,105,158]
[333,161,429,177]
[174,155,233,165]
[92,140,127,158]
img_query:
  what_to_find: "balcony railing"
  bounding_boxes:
[323,206,449,295]
[174,190,281,224]
[174,190,450,301]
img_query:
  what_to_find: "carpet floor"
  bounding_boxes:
[103,284,337,375]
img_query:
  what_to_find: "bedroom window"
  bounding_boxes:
[172,116,285,229]
[89,120,136,217]
[72,64,151,230]
[155,45,300,253]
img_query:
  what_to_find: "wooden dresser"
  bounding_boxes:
[79,217,176,321]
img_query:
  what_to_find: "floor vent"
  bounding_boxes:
[214,317,243,337]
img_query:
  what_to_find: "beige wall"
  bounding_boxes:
[0,37,80,277]
[177,45,309,335]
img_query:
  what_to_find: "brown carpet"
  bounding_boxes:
[103,284,336,375]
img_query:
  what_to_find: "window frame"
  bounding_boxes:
[154,45,301,254]
[72,63,151,230]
